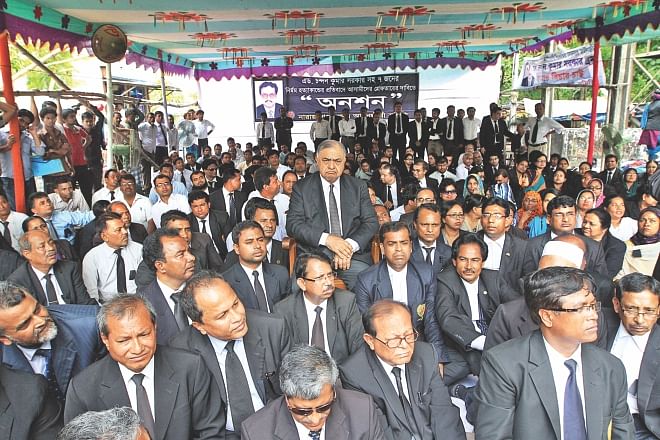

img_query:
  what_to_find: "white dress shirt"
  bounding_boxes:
[138,122,158,153]
[195,214,219,253]
[339,119,356,137]
[82,241,143,301]
[31,266,65,304]
[209,336,264,431]
[429,118,440,140]
[116,193,153,228]
[154,122,168,146]
[386,181,399,207]
[49,190,90,213]
[118,356,156,420]
[377,356,410,400]
[194,119,215,139]
[389,205,406,222]
[318,176,359,253]
[461,278,486,350]
[543,338,586,438]
[455,163,470,180]
[303,296,329,353]
[156,278,189,324]
[151,194,191,228]
[240,263,269,312]
[17,340,51,376]
[525,116,564,145]
[310,120,332,141]
[610,322,649,415]
[91,186,120,206]
[418,239,436,263]
[483,234,505,270]
[256,121,275,143]
[1,210,28,251]
[387,264,408,305]
[463,117,481,140]
[294,420,326,440]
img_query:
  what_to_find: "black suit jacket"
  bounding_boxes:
[522,231,609,278]
[220,262,289,312]
[438,117,464,146]
[604,310,660,437]
[64,346,225,440]
[0,366,62,440]
[169,310,292,434]
[475,331,634,439]
[190,232,224,272]
[273,289,364,365]
[388,113,410,136]
[478,116,514,154]
[209,189,247,230]
[476,231,527,296]
[435,268,515,374]
[324,114,342,141]
[484,165,506,188]
[407,120,431,149]
[139,279,184,344]
[340,344,466,440]
[0,249,23,281]
[368,121,388,148]
[223,239,288,271]
[410,239,453,277]
[355,116,374,138]
[599,168,624,186]
[8,260,96,305]
[287,173,378,265]
[188,210,230,259]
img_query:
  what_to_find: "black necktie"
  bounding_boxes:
[387,185,393,205]
[43,274,59,304]
[396,114,401,133]
[440,173,444,182]
[261,123,265,139]
[170,291,188,330]
[311,306,324,349]
[423,247,434,264]
[494,120,499,138]
[110,190,115,201]
[328,184,341,235]
[476,301,489,335]
[1,221,10,245]
[532,119,539,144]
[309,430,321,440]
[391,367,421,440]
[200,219,207,234]
[159,124,168,146]
[115,249,127,293]
[447,119,453,138]
[228,192,237,225]
[180,173,186,184]
[607,171,613,184]
[252,271,269,312]
[132,373,156,439]
[225,340,255,431]
[564,359,587,440]
[35,348,65,404]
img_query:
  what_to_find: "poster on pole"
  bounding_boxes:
[514,45,606,89]
[253,73,419,121]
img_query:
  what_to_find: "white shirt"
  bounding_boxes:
[429,170,457,183]
[377,356,410,400]
[463,117,481,140]
[240,263,269,312]
[91,186,120,206]
[525,116,564,145]
[156,278,189,324]
[137,122,158,153]
[414,120,423,141]
[610,322,649,415]
[387,264,408,305]
[118,356,156,420]
[173,169,193,192]
[31,266,65,304]
[429,118,441,140]
[483,234,506,270]
[339,119,356,137]
[303,296,329,353]
[461,278,486,351]
[194,119,215,139]
[310,120,332,141]
[609,217,638,242]
[49,190,90,213]
[418,240,436,263]
[151,194,191,228]
[1,210,28,251]
[17,340,51,376]
[209,336,264,431]
[543,338,586,438]
[154,122,168,146]
[274,164,289,180]
[385,181,398,207]
[390,205,406,222]
[256,121,275,142]
[318,177,359,253]
[82,241,143,301]
[294,420,326,440]
[116,193,153,228]
[455,163,470,180]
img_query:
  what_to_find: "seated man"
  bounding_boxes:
[21,216,77,262]
[475,267,634,439]
[273,251,363,365]
[108,200,148,244]
[221,221,289,313]
[354,221,446,364]
[8,230,95,305]
[241,345,384,439]
[0,282,103,403]
[411,203,452,276]
[286,140,378,289]
[188,190,229,259]
[64,294,226,440]
[170,271,292,439]
[341,300,465,440]
[29,191,94,245]
[58,407,148,440]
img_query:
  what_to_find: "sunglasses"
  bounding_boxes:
[287,391,336,417]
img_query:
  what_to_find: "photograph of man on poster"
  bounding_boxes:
[255,80,284,120]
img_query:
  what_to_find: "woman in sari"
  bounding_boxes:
[462,174,485,199]
[616,207,660,280]
[575,189,595,227]
[527,151,547,193]
[516,190,544,238]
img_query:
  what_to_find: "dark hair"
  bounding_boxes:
[413,203,441,223]
[119,173,136,184]
[259,81,279,94]
[152,173,171,185]
[378,221,411,243]
[180,270,228,323]
[21,216,45,232]
[221,167,241,183]
[104,168,118,179]
[602,194,625,210]
[438,178,457,194]
[294,250,333,279]
[97,294,156,337]
[451,233,488,261]
[188,190,210,205]
[244,197,278,223]
[546,195,576,215]
[17,109,35,123]
[463,194,485,214]
[584,208,611,229]
[92,200,111,218]
[28,191,49,210]
[95,212,123,236]
[54,176,73,187]
[363,300,411,337]
[142,229,182,271]
[160,210,189,228]
[159,163,174,172]
[231,220,264,245]
[524,267,595,325]
[615,273,660,299]
[482,197,511,217]
[540,188,560,200]
[202,158,217,170]
[39,107,57,119]
[254,167,277,192]
[81,111,94,121]
[604,154,618,162]
[440,199,462,216]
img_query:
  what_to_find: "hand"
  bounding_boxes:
[333,254,351,271]
[383,200,393,210]
[326,235,353,260]
[6,134,15,146]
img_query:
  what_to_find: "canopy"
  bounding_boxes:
[1,0,659,79]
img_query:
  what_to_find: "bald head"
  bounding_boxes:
[538,234,586,269]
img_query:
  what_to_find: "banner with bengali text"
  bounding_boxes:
[252,73,419,121]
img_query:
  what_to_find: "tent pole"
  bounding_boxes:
[587,41,600,165]
[159,60,169,124]
[0,31,26,212]
[106,62,114,168]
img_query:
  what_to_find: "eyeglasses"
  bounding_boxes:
[303,272,337,284]
[482,213,505,220]
[154,182,171,188]
[287,392,336,417]
[442,190,457,194]
[588,186,602,191]
[373,329,419,349]
[445,213,464,219]
[416,198,435,204]
[620,305,659,318]
[547,301,601,314]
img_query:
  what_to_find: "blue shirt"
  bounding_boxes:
[45,210,95,244]
[0,130,45,179]
[148,181,188,204]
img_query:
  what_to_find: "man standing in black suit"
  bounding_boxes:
[408,109,430,158]
[9,230,95,305]
[369,109,388,150]
[607,273,660,439]
[274,107,293,149]
[287,140,378,289]
[188,190,229,259]
[340,300,466,440]
[412,203,452,276]
[139,229,196,344]
[209,168,245,230]
[439,105,464,159]
[388,101,409,160]
[64,294,226,440]
[479,106,514,161]
[221,221,289,312]
[355,106,373,149]
[324,105,341,142]
[273,251,364,365]
[170,271,292,439]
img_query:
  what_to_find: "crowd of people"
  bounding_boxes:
[0,95,659,440]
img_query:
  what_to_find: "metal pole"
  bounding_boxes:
[0,31,26,212]
[106,62,114,168]
[159,60,169,122]
[587,41,601,165]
